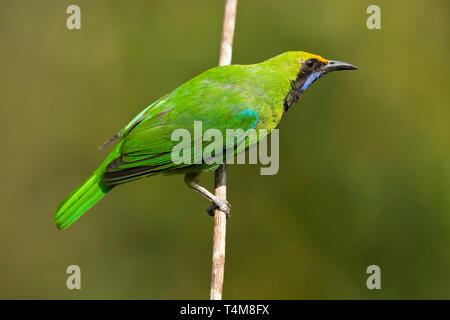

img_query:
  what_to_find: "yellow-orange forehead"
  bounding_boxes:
[297,52,328,63]
[308,53,328,63]
[268,51,328,67]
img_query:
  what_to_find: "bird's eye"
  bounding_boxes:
[305,59,315,69]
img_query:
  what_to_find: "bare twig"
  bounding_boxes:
[210,0,238,300]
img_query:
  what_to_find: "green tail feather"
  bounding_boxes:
[54,144,121,230]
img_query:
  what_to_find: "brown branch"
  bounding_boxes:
[210,0,238,300]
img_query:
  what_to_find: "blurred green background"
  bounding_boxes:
[0,0,449,299]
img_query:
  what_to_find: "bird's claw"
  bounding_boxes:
[206,199,231,218]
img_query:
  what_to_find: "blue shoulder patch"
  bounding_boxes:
[237,109,258,128]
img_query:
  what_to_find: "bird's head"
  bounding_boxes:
[276,51,358,89]
[266,51,358,113]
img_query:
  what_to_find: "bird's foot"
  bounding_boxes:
[206,198,231,218]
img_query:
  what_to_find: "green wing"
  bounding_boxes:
[102,68,262,185]
[103,66,266,185]
[102,105,259,184]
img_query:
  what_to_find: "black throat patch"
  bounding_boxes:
[283,59,326,116]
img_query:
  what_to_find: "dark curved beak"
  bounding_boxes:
[322,60,358,73]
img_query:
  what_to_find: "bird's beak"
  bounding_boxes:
[322,60,358,73]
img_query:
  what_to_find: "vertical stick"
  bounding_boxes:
[210,0,238,300]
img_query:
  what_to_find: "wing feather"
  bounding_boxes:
[103,66,263,185]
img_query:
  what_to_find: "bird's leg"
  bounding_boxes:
[184,173,231,218]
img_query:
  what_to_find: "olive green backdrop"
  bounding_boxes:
[0,0,449,299]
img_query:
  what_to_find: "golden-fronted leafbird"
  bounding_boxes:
[54,51,358,229]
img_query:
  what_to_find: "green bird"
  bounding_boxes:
[54,51,357,229]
